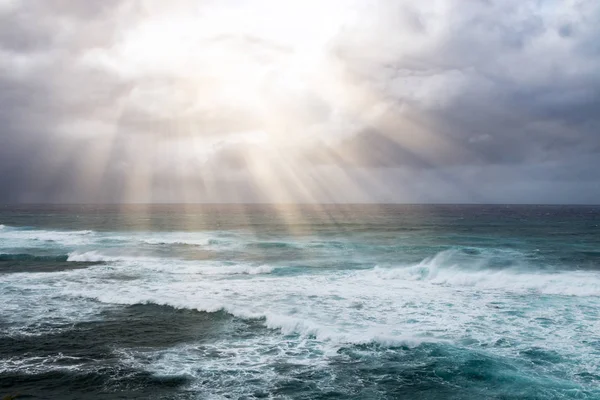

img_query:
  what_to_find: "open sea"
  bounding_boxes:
[1,204,599,399]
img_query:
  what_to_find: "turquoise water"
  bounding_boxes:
[1,204,599,399]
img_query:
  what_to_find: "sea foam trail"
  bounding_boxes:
[0,226,96,247]
[0,354,89,374]
[67,251,275,275]
[381,266,600,296]
[46,249,600,352]
[197,264,275,275]
[375,248,600,296]
[0,225,236,253]
[139,237,212,246]
[67,251,126,263]
[3,245,600,387]
[33,245,600,297]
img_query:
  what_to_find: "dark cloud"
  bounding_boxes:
[325,0,600,170]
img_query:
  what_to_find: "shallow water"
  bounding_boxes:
[1,204,599,399]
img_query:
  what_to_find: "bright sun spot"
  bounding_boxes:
[111,0,356,113]
[77,0,374,204]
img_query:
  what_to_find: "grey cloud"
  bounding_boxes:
[0,0,599,203]
[324,0,600,168]
[0,0,126,53]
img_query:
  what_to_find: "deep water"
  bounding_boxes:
[1,204,599,399]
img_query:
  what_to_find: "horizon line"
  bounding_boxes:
[1,202,599,207]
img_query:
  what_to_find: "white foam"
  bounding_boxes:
[54,260,599,350]
[373,249,600,296]
[65,251,275,277]
[130,231,237,249]
[0,226,232,251]
[0,354,90,374]
[198,264,275,276]
[65,250,149,263]
[0,227,96,247]
[140,237,210,246]
[67,250,112,262]
[0,270,110,336]
[113,337,331,399]
[66,250,170,264]
[137,232,215,247]
[3,246,600,387]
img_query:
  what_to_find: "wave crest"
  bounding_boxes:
[373,248,600,296]
[67,251,115,262]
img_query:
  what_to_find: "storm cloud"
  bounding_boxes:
[0,0,599,203]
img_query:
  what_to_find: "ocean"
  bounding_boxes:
[1,204,599,399]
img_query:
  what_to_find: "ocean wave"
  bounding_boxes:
[66,251,160,264]
[0,227,96,246]
[69,293,432,348]
[0,354,88,374]
[66,251,275,276]
[0,226,233,250]
[373,249,600,296]
[0,253,70,262]
[0,226,222,250]
[419,247,530,270]
[138,236,224,247]
[7,242,599,393]
[7,244,600,362]
[259,312,433,347]
[67,251,119,263]
[387,267,600,296]
[139,238,208,246]
[196,264,275,275]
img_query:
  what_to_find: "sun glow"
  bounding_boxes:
[87,0,365,149]
[113,0,354,97]
[75,0,421,205]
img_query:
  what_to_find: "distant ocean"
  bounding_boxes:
[1,204,599,399]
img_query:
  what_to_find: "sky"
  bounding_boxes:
[1,0,599,204]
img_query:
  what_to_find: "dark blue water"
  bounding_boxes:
[1,204,599,399]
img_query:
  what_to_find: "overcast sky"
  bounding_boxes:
[1,0,599,203]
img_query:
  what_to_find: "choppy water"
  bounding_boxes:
[1,204,599,399]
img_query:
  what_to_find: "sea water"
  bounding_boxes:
[0,204,599,399]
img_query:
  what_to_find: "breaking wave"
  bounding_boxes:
[373,248,600,296]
